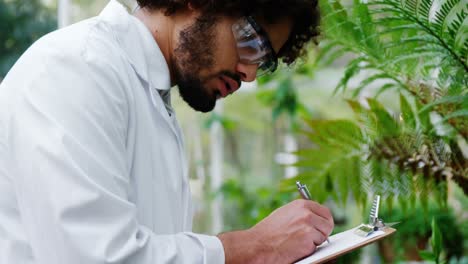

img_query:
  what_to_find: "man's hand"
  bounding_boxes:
[218,199,334,264]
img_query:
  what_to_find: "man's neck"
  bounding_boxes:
[133,8,176,85]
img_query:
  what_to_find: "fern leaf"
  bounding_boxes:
[419,94,468,113]
[334,57,367,95]
[418,0,436,22]
[400,93,417,129]
[347,100,380,139]
[367,98,400,136]
[321,46,351,67]
[415,100,434,132]
[432,0,460,34]
[438,109,468,123]
[446,8,468,55]
[413,44,454,54]
[383,35,440,49]
[372,14,418,25]
[315,41,341,66]
[353,0,383,56]
[375,83,402,98]
[376,24,423,36]
[403,0,419,16]
[352,73,400,97]
[383,51,444,66]
[302,119,365,149]
[320,0,361,46]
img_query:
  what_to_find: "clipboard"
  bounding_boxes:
[294,227,396,264]
[292,187,399,264]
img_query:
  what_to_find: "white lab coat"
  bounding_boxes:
[0,1,225,263]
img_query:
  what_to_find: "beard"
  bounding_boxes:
[173,15,217,112]
[173,15,240,113]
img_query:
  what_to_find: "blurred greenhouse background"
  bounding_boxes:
[1,0,467,263]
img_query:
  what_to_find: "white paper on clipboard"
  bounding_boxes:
[294,227,388,264]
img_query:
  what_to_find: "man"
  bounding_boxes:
[0,0,333,263]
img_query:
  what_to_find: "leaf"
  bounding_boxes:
[320,0,361,46]
[315,41,351,68]
[431,218,442,260]
[418,0,436,22]
[419,95,468,113]
[367,98,400,136]
[347,100,380,138]
[415,101,432,133]
[321,46,350,67]
[438,109,468,123]
[382,35,440,49]
[353,0,382,55]
[351,73,396,97]
[400,93,417,129]
[334,57,367,95]
[383,51,444,66]
[375,24,422,36]
[375,83,400,98]
[419,250,436,261]
[300,119,364,151]
[432,0,460,34]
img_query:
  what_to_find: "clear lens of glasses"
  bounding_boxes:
[232,17,277,76]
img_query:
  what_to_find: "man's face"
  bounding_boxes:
[173,14,292,113]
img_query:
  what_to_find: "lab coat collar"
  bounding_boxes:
[99,0,171,91]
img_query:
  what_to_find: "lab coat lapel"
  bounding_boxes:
[99,0,181,138]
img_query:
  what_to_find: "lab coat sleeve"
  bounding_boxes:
[8,43,225,264]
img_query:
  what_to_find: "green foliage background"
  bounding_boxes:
[282,0,467,209]
[221,0,467,261]
[0,0,56,77]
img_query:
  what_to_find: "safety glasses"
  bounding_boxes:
[231,16,278,77]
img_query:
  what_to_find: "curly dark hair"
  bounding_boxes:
[136,0,320,65]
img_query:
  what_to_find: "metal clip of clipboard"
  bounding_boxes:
[354,195,399,237]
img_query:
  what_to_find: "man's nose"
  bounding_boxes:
[235,63,258,82]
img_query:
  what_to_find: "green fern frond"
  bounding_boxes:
[400,93,417,129]
[376,0,468,71]
[375,24,423,36]
[315,41,342,67]
[419,94,468,113]
[334,57,367,94]
[447,8,467,37]
[432,0,461,33]
[302,119,365,149]
[375,83,401,98]
[419,0,436,22]
[352,73,399,97]
[303,0,468,209]
[320,0,466,99]
[383,35,441,49]
[438,109,468,123]
[369,131,466,195]
[322,46,351,67]
[352,0,383,56]
[347,100,381,138]
[446,8,468,56]
[413,44,454,54]
[383,52,443,66]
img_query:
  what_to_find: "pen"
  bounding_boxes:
[296,181,331,244]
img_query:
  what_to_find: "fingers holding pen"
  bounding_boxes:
[296,182,334,235]
[243,198,335,263]
[294,199,334,239]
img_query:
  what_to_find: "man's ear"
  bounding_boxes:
[187,2,196,11]
[183,2,203,18]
